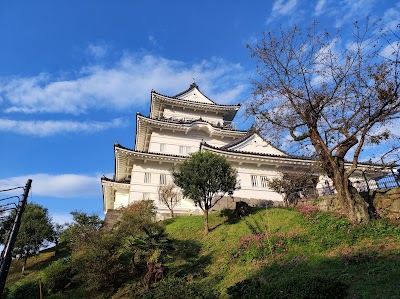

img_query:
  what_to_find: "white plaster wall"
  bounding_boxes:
[163,107,224,125]
[149,131,234,155]
[128,159,288,211]
[114,189,130,209]
[232,164,284,201]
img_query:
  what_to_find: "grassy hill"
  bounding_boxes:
[4,206,400,298]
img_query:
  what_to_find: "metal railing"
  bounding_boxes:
[0,179,32,295]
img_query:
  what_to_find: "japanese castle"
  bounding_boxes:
[101,82,384,218]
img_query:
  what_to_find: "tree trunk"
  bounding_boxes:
[169,208,174,218]
[203,209,209,235]
[331,168,370,223]
[21,253,28,275]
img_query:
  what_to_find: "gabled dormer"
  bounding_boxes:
[149,83,241,127]
[220,129,287,156]
[173,82,216,104]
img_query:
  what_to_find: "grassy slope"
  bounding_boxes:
[164,208,400,298]
[5,208,400,298]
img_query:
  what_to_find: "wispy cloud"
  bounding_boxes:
[267,0,299,24]
[0,55,249,115]
[87,42,110,59]
[314,0,327,16]
[0,118,127,136]
[0,173,106,198]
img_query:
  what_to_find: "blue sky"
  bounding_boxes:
[0,0,399,224]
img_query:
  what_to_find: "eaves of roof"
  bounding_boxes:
[203,142,314,162]
[137,112,248,133]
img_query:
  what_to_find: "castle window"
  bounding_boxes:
[179,145,190,155]
[251,175,259,187]
[144,173,151,184]
[260,176,268,188]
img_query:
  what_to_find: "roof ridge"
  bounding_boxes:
[151,90,241,107]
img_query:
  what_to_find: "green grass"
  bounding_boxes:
[5,207,400,298]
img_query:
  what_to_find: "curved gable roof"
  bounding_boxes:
[221,128,287,156]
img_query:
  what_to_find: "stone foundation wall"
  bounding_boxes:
[298,188,400,221]
[211,196,283,211]
[372,188,400,221]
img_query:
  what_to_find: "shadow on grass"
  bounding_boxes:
[168,239,212,279]
[218,208,260,225]
[227,252,400,299]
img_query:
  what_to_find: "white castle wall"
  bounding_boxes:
[163,107,224,125]
[148,130,233,155]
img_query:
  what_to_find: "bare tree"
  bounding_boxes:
[247,18,400,223]
[158,183,182,218]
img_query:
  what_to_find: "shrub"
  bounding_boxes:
[227,275,348,299]
[42,256,73,293]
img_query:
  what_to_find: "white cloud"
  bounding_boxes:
[0,54,249,115]
[0,173,105,198]
[272,0,298,15]
[315,0,327,16]
[0,118,127,136]
[87,43,109,59]
[267,0,298,24]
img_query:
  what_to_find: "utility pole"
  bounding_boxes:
[0,179,32,295]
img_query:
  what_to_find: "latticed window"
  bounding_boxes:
[260,176,268,188]
[144,173,151,184]
[251,175,259,187]
[159,174,167,185]
[142,192,151,200]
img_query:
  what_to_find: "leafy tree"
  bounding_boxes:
[172,151,237,234]
[0,203,54,274]
[247,19,400,223]
[158,183,182,217]
[60,211,103,251]
[267,172,318,207]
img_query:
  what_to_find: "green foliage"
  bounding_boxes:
[7,280,41,299]
[172,151,237,210]
[1,203,54,271]
[227,275,349,299]
[68,201,161,294]
[137,277,216,299]
[125,226,173,265]
[60,211,103,251]
[42,256,73,293]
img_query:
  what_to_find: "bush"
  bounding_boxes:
[227,275,348,299]
[42,256,73,293]
[7,281,42,299]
